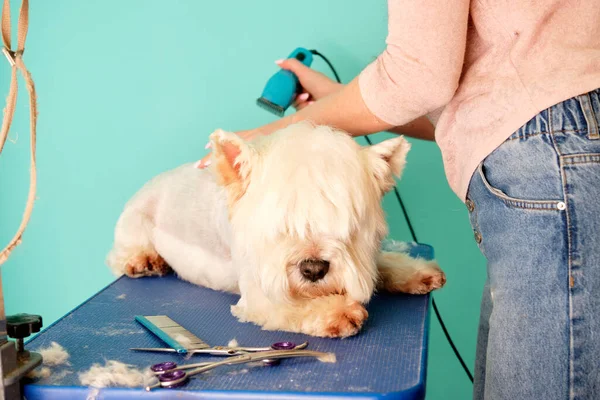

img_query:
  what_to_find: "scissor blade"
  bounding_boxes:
[232,346,272,352]
[237,341,309,352]
[130,347,178,353]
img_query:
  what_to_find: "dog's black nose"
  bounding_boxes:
[299,259,330,282]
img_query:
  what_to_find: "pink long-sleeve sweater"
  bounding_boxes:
[358,0,600,201]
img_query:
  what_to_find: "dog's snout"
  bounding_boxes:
[299,259,330,282]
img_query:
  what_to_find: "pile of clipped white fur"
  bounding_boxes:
[38,341,71,366]
[78,360,156,389]
[28,341,71,379]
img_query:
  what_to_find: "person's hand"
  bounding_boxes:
[276,58,343,110]
[195,57,343,169]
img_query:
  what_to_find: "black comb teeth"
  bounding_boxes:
[256,97,285,117]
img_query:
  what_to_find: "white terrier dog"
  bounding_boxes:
[106,122,445,338]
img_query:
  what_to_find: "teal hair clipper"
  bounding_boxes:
[256,47,314,116]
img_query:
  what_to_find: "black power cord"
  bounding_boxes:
[309,50,341,83]
[310,49,475,384]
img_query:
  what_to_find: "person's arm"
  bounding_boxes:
[387,116,435,141]
[196,0,467,167]
[258,0,467,137]
[250,76,394,137]
[289,62,437,141]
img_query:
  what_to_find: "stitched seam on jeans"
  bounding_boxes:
[469,202,485,257]
[507,132,547,141]
[583,93,600,139]
[477,164,562,210]
[563,160,600,166]
[550,125,574,400]
[466,173,486,256]
[507,129,587,141]
[561,153,600,165]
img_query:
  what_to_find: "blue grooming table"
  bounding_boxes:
[23,242,433,399]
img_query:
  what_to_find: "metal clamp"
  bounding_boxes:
[0,274,43,399]
[2,47,15,67]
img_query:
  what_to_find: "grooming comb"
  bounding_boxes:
[257,47,314,116]
[135,315,210,354]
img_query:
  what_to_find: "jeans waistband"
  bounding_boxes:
[509,88,600,140]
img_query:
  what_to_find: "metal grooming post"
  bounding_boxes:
[0,275,43,400]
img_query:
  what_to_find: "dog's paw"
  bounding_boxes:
[293,296,369,339]
[230,304,247,321]
[377,251,447,295]
[124,251,171,278]
[321,301,368,338]
[399,262,446,294]
[234,295,369,338]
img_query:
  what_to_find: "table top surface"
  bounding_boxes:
[24,241,433,400]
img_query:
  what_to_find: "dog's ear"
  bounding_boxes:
[364,136,411,193]
[209,129,254,202]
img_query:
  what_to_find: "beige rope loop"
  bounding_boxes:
[0,0,38,266]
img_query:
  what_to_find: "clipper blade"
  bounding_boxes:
[135,315,210,354]
[256,97,285,117]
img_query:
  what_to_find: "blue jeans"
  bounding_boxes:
[467,88,600,400]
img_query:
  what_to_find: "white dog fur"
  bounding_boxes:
[106,122,445,338]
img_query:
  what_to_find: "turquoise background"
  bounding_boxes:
[0,1,486,398]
